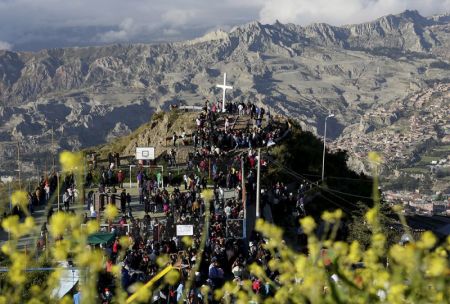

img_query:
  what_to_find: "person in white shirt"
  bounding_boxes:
[90,204,97,217]
[238,104,244,116]
[44,184,50,201]
[63,190,70,211]
[224,204,232,218]
[224,117,230,132]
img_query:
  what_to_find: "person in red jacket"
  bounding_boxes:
[117,170,124,188]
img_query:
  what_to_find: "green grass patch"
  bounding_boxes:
[433,145,450,152]
[401,167,429,174]
[417,155,441,166]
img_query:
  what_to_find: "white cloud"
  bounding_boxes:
[161,9,199,26]
[259,0,450,25]
[0,0,447,50]
[0,41,12,50]
[99,18,138,43]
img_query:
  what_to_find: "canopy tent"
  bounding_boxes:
[51,261,80,299]
[87,232,115,245]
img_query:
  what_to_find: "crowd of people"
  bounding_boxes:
[82,102,292,303]
[8,101,291,302]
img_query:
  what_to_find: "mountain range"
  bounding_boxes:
[1,10,449,182]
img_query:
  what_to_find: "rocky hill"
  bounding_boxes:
[1,10,449,178]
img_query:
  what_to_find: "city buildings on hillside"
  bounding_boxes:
[385,190,450,216]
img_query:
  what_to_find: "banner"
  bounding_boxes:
[136,147,155,160]
[176,225,194,236]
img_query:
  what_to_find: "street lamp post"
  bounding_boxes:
[322,114,334,181]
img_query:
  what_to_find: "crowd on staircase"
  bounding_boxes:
[79,102,294,303]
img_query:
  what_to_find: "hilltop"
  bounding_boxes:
[90,110,198,162]
[88,107,287,165]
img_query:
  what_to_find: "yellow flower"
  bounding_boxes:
[9,253,27,285]
[256,219,284,241]
[417,231,436,250]
[104,204,118,220]
[11,190,28,208]
[300,216,316,234]
[30,285,41,296]
[294,255,307,275]
[425,256,447,277]
[387,284,407,304]
[119,236,132,248]
[332,241,348,257]
[1,242,14,255]
[157,255,170,267]
[182,236,193,247]
[391,204,403,213]
[53,239,71,260]
[435,246,448,258]
[76,250,103,271]
[371,233,386,252]
[59,150,84,173]
[368,151,382,165]
[59,296,72,304]
[389,244,416,271]
[164,269,180,285]
[131,282,151,303]
[111,265,122,276]
[347,241,361,264]
[1,215,34,238]
[50,212,69,237]
[201,189,214,201]
[321,209,343,223]
[86,221,100,234]
[365,208,378,226]
[1,215,21,237]
[373,270,390,289]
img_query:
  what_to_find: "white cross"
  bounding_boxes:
[216,73,233,112]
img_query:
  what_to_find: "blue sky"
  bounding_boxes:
[0,0,448,51]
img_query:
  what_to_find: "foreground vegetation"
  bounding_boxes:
[0,148,448,303]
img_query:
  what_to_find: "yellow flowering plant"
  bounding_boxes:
[0,150,448,304]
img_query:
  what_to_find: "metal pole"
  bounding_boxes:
[322,117,327,181]
[17,141,21,189]
[256,148,261,218]
[8,182,12,212]
[8,181,11,240]
[322,114,335,182]
[57,172,60,212]
[129,165,132,189]
[161,165,164,189]
[241,156,246,238]
[208,157,211,180]
[51,127,55,171]
[222,73,226,112]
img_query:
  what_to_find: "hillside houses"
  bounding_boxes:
[330,84,450,172]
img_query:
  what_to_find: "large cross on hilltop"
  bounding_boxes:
[216,73,233,112]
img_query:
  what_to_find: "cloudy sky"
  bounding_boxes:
[0,0,448,51]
